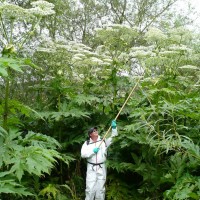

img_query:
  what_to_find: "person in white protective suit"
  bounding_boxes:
[81,120,118,200]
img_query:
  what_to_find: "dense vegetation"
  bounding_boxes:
[0,0,199,199]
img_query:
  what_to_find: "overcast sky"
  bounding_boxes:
[175,0,200,29]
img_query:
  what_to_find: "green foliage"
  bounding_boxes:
[106,175,136,200]
[0,177,32,196]
[39,184,60,199]
[164,174,200,200]
[0,127,74,197]
[39,109,90,121]
[0,99,42,128]
[19,131,61,149]
[107,160,135,173]
[0,0,200,199]
[0,57,24,77]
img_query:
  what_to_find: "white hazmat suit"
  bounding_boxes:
[81,127,118,200]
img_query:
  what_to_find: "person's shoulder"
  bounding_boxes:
[82,140,88,145]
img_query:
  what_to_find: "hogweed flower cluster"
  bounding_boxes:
[145,27,167,43]
[29,0,55,16]
[0,3,32,20]
[0,0,55,20]
[129,46,154,58]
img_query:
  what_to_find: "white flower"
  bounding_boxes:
[102,62,111,66]
[130,46,150,51]
[74,53,86,58]
[95,45,106,54]
[129,50,152,58]
[37,47,55,53]
[179,65,199,70]
[55,44,72,50]
[70,42,91,50]
[82,50,97,56]
[118,52,129,61]
[169,45,191,52]
[29,0,55,16]
[0,3,33,20]
[90,57,103,64]
[159,51,179,56]
[145,27,167,42]
[57,70,62,75]
[72,56,83,62]
[103,58,113,63]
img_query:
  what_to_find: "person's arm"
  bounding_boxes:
[81,142,99,158]
[106,120,118,147]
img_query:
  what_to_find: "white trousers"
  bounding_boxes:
[85,163,106,200]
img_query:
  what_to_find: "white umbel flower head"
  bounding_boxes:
[0,3,33,20]
[145,27,167,43]
[29,0,55,16]
[169,44,190,52]
[90,57,103,64]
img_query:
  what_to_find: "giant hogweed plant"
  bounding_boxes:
[46,26,200,199]
[106,76,199,199]
[4,22,199,199]
[0,1,76,198]
[0,0,56,129]
[103,27,200,199]
[0,126,75,198]
[59,26,199,199]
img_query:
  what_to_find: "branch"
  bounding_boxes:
[17,17,42,52]
[141,0,179,33]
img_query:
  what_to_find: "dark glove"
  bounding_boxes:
[93,147,100,154]
[111,120,117,129]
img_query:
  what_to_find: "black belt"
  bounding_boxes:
[87,161,104,170]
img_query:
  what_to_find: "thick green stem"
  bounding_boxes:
[111,67,117,114]
[10,19,14,44]
[3,77,10,131]
[59,136,63,184]
[0,14,9,42]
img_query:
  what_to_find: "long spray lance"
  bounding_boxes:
[98,77,142,147]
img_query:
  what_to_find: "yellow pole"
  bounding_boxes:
[98,77,142,147]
